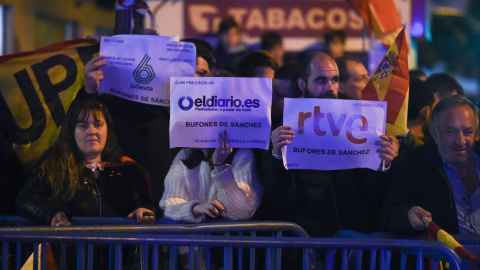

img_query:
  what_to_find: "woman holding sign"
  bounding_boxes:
[160,131,261,222]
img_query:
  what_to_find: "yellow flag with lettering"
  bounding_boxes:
[362,28,409,136]
[0,39,99,170]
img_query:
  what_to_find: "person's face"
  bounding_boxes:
[221,27,240,49]
[254,66,275,78]
[195,57,210,77]
[327,38,345,58]
[299,55,339,99]
[269,45,284,67]
[430,105,477,167]
[339,60,369,100]
[74,111,107,162]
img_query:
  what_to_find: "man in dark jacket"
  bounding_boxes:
[380,95,480,236]
[265,52,398,237]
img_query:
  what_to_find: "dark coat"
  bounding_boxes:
[379,140,459,237]
[265,155,388,237]
[16,158,154,225]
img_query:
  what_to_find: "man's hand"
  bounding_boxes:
[127,208,156,224]
[375,135,399,168]
[193,200,226,218]
[408,206,431,231]
[84,55,107,94]
[51,211,71,226]
[271,126,295,156]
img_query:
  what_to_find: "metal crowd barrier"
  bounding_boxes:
[0,217,463,270]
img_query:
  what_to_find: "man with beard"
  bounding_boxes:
[264,52,398,239]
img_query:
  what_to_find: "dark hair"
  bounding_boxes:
[324,30,346,45]
[431,95,479,130]
[181,38,216,68]
[261,32,283,51]
[275,61,299,80]
[181,149,210,169]
[426,73,464,98]
[41,98,121,200]
[236,50,279,77]
[218,17,239,35]
[407,79,436,121]
[409,69,427,80]
[181,148,238,170]
[335,55,362,83]
[274,61,303,97]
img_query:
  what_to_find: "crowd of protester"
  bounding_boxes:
[1,16,479,267]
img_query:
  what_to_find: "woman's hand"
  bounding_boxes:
[212,131,233,165]
[84,55,107,94]
[51,211,71,226]
[193,200,226,218]
[127,208,156,224]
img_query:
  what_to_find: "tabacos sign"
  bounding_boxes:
[184,0,364,37]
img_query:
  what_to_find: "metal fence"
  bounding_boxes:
[0,217,464,270]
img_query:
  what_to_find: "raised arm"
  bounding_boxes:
[84,55,107,94]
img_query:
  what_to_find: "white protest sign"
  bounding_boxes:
[282,98,387,170]
[99,35,196,106]
[113,34,179,41]
[169,77,272,150]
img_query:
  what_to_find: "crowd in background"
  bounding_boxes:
[1,16,479,267]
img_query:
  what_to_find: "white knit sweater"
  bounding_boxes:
[159,148,262,222]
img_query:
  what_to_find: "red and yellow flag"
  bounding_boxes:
[362,28,409,136]
[0,39,99,170]
[346,0,403,47]
[427,219,479,265]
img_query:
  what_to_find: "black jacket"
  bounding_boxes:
[379,140,459,237]
[16,159,154,225]
[265,155,388,237]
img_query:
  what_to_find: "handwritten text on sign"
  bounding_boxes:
[169,77,272,149]
[99,35,195,106]
[282,98,387,171]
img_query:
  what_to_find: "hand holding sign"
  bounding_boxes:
[270,126,295,156]
[375,134,399,168]
[84,55,108,94]
[212,131,233,167]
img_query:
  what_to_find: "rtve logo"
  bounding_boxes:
[133,54,155,84]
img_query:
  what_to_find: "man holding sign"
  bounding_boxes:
[265,52,398,239]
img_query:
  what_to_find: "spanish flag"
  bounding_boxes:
[20,243,57,270]
[424,217,480,268]
[362,28,409,136]
[347,0,403,48]
[0,39,99,170]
